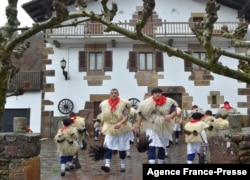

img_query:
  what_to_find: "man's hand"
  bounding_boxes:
[133,124,140,134]
[114,123,122,129]
[164,114,173,121]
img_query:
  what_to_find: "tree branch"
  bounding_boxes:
[6,87,25,98]
[136,0,155,33]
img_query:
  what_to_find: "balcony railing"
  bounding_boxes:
[8,71,42,92]
[45,21,240,39]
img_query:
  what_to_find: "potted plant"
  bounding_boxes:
[23,80,30,88]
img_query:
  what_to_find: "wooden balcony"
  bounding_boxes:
[8,71,42,92]
[45,21,239,43]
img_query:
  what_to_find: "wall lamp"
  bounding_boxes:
[60,58,68,80]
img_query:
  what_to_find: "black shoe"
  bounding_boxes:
[120,167,125,172]
[69,164,75,170]
[61,171,65,176]
[101,166,110,173]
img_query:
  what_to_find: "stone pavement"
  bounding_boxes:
[39,135,193,180]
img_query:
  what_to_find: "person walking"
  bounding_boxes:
[215,108,230,130]
[69,112,89,150]
[173,107,182,144]
[166,107,181,157]
[54,118,79,176]
[184,107,209,164]
[99,88,134,173]
[215,101,237,124]
[202,110,219,139]
[93,117,101,141]
[134,87,178,164]
[126,107,137,158]
[68,112,89,169]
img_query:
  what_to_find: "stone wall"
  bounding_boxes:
[209,125,250,164]
[0,133,41,179]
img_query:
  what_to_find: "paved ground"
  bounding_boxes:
[39,135,193,180]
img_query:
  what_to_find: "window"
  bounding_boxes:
[212,95,217,105]
[192,52,206,70]
[128,51,163,72]
[79,50,112,72]
[89,52,103,70]
[139,52,153,70]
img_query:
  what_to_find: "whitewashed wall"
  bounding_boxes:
[45,0,248,121]
[5,92,42,133]
[5,0,246,133]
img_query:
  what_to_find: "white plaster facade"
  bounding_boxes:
[5,0,248,133]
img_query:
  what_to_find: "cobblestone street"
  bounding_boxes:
[40,135,191,180]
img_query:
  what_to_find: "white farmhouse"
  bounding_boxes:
[4,0,250,137]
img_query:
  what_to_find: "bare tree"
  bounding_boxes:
[0,0,250,128]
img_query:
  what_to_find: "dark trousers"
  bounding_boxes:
[148,146,165,160]
[174,131,180,139]
[94,130,99,137]
[60,155,73,164]
[104,148,126,160]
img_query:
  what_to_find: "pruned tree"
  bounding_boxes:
[0,0,250,129]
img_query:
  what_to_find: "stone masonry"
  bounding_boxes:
[209,114,250,164]
[0,133,41,180]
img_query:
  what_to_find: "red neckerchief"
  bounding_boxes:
[60,125,69,132]
[152,95,166,106]
[190,119,200,123]
[108,97,120,112]
[70,116,76,122]
[223,104,231,110]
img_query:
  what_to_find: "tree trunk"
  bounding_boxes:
[0,56,12,131]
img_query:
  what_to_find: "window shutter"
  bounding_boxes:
[155,51,164,72]
[79,51,87,72]
[184,51,192,72]
[129,51,137,72]
[104,51,112,71]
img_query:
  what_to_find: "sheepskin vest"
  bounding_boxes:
[70,116,86,140]
[184,120,208,143]
[129,108,137,124]
[215,117,229,130]
[71,116,85,128]
[100,98,132,136]
[203,116,219,139]
[54,126,79,156]
[137,96,176,137]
